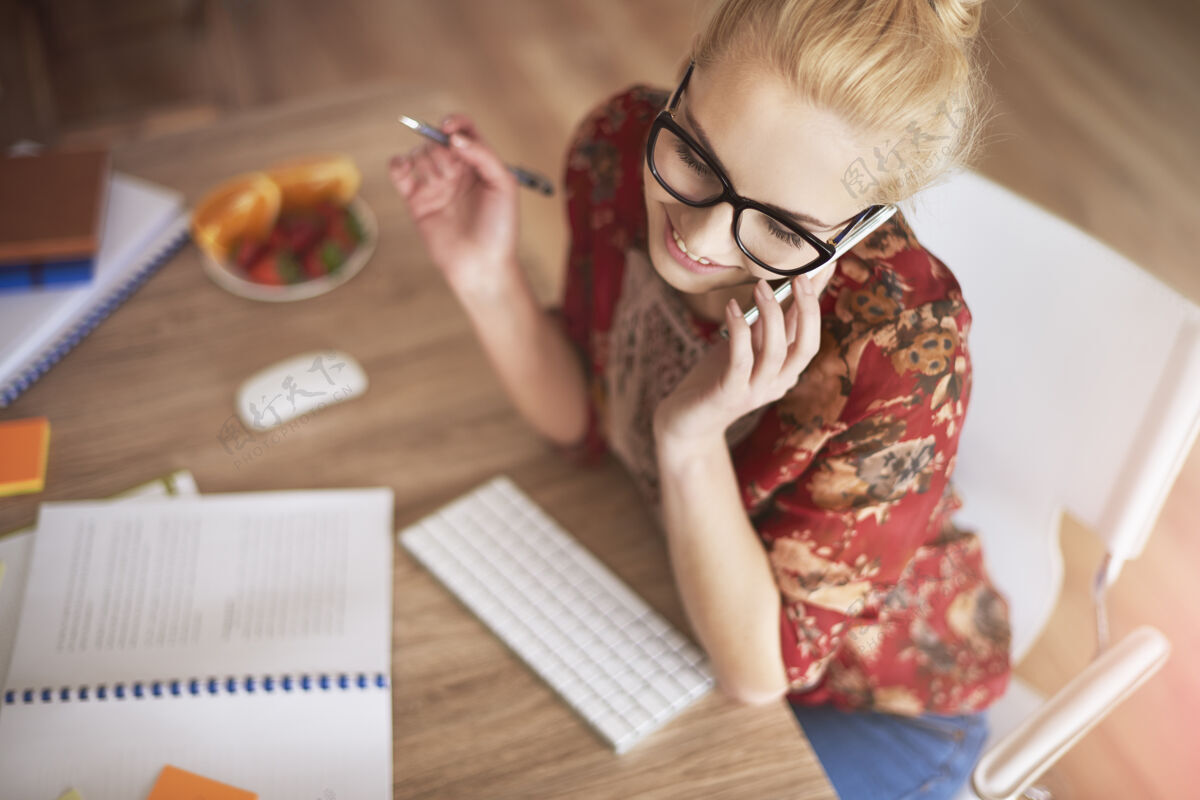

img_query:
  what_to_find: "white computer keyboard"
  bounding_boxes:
[399,475,714,754]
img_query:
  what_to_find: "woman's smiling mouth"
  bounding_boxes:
[663,214,737,275]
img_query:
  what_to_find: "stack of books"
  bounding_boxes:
[0,148,110,291]
[0,147,190,406]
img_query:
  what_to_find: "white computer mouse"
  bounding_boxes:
[235,349,368,432]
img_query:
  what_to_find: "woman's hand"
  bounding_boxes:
[654,275,822,448]
[388,114,520,295]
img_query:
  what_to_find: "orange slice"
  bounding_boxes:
[191,172,281,260]
[266,154,361,212]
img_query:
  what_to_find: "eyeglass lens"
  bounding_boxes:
[650,125,823,272]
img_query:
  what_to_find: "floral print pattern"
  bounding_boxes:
[553,85,1012,716]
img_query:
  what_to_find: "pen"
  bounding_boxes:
[398,114,555,196]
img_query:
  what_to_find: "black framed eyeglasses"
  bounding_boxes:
[646,60,895,277]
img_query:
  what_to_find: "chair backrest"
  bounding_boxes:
[897,170,1200,663]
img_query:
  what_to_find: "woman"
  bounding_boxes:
[389,1,1012,796]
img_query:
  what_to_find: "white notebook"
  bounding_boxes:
[0,172,189,407]
[0,489,394,800]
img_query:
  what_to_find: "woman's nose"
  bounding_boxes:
[677,203,740,263]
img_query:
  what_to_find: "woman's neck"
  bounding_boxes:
[682,283,759,323]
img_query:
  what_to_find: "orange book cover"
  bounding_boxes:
[0,417,50,496]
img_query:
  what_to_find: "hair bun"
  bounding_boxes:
[927,0,984,41]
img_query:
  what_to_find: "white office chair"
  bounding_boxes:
[897,169,1198,800]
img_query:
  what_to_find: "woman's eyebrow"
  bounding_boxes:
[681,102,856,231]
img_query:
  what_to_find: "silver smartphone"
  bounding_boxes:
[718,204,899,340]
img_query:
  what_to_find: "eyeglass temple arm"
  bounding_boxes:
[718,204,898,340]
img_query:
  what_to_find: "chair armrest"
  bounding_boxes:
[971,625,1170,800]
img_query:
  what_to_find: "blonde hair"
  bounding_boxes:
[691,0,991,206]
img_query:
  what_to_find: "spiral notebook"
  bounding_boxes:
[0,489,395,800]
[0,172,190,407]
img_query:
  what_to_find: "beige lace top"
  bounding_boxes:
[603,247,767,525]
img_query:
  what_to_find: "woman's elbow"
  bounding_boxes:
[718,675,788,707]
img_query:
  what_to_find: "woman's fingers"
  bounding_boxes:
[782,276,821,375]
[750,279,786,383]
[784,292,799,345]
[391,113,504,203]
[403,143,433,186]
[426,143,460,182]
[428,115,513,190]
[388,155,414,195]
[440,114,479,140]
[390,143,456,218]
[725,299,754,387]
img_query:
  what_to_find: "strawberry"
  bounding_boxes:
[328,213,357,251]
[247,256,283,286]
[282,213,326,255]
[246,251,301,285]
[302,248,327,279]
[233,238,268,272]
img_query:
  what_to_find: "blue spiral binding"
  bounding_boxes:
[2,672,390,704]
[0,223,190,408]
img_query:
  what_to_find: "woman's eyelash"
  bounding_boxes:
[767,220,808,247]
[674,142,710,175]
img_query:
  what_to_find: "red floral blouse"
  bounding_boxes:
[552,85,1013,716]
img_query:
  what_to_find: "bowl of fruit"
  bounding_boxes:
[190,155,378,301]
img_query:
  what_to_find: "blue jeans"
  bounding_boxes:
[790,702,989,800]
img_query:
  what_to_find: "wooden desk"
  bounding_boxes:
[0,83,837,799]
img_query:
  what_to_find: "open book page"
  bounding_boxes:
[0,682,392,799]
[0,531,33,691]
[0,469,198,692]
[3,488,393,693]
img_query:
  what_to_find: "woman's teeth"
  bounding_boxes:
[672,228,712,265]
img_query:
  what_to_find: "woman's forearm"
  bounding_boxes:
[653,425,788,705]
[452,261,589,449]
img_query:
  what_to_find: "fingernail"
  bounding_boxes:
[450,133,467,148]
[756,280,768,298]
[801,277,815,295]
[727,298,738,316]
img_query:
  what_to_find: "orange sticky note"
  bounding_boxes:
[146,765,257,800]
[0,417,49,497]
